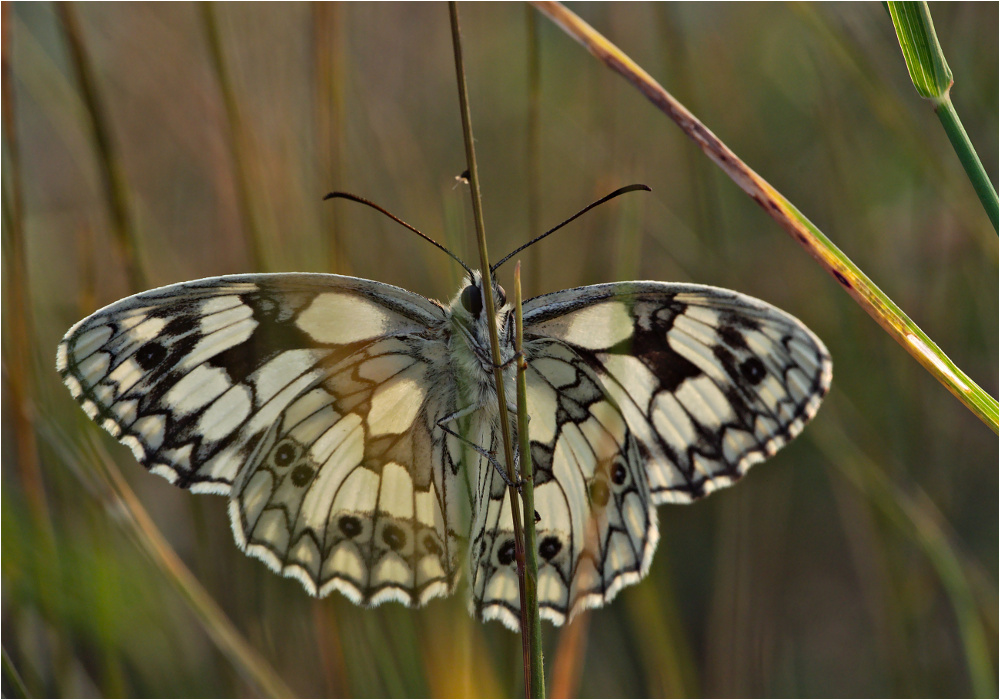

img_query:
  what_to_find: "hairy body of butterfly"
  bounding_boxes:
[58,269,831,630]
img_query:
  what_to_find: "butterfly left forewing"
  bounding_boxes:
[57,273,443,490]
[59,273,468,606]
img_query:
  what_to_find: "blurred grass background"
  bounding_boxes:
[3,2,997,696]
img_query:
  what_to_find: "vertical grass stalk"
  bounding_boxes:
[525,7,542,295]
[886,1,998,232]
[514,262,545,698]
[57,3,145,291]
[313,2,347,273]
[2,4,50,530]
[201,2,267,272]
[448,4,541,695]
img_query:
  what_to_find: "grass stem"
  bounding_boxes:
[201,2,267,272]
[449,4,540,695]
[57,3,145,291]
[515,262,545,697]
[933,96,998,232]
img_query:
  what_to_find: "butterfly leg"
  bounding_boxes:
[436,406,521,489]
[490,352,521,371]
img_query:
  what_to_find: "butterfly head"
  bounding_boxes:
[454,270,508,322]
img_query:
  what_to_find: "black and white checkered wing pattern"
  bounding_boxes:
[58,273,466,606]
[468,338,658,629]
[523,282,832,505]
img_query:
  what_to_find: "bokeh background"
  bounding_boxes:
[3,2,997,697]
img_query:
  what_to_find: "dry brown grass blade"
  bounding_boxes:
[532,0,998,434]
[87,439,295,698]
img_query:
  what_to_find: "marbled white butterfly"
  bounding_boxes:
[57,195,831,630]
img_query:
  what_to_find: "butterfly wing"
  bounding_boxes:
[469,338,658,629]
[58,273,467,605]
[522,281,832,504]
[468,281,831,629]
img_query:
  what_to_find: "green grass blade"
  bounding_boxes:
[885,2,952,99]
[886,1,998,231]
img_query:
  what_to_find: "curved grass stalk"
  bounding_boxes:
[36,416,294,699]
[531,1,998,434]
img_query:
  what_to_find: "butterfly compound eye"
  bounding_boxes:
[461,285,483,317]
[496,285,507,307]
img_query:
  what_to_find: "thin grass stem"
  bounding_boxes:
[201,2,267,272]
[933,96,998,232]
[515,262,545,698]
[313,2,347,273]
[532,0,998,434]
[2,4,50,531]
[57,3,145,291]
[525,7,542,296]
[86,437,294,698]
[1,646,29,699]
[448,4,540,695]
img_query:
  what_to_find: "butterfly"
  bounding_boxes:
[57,193,831,631]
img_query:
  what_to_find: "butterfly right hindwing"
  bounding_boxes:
[469,337,658,629]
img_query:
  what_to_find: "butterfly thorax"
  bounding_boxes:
[445,271,517,411]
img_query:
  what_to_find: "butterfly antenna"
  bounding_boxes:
[491,184,651,272]
[324,191,473,276]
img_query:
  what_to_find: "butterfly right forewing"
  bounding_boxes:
[523,282,832,504]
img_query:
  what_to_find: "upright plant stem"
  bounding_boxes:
[57,3,145,291]
[201,2,267,272]
[448,4,542,696]
[313,2,347,273]
[515,262,545,698]
[525,7,542,295]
